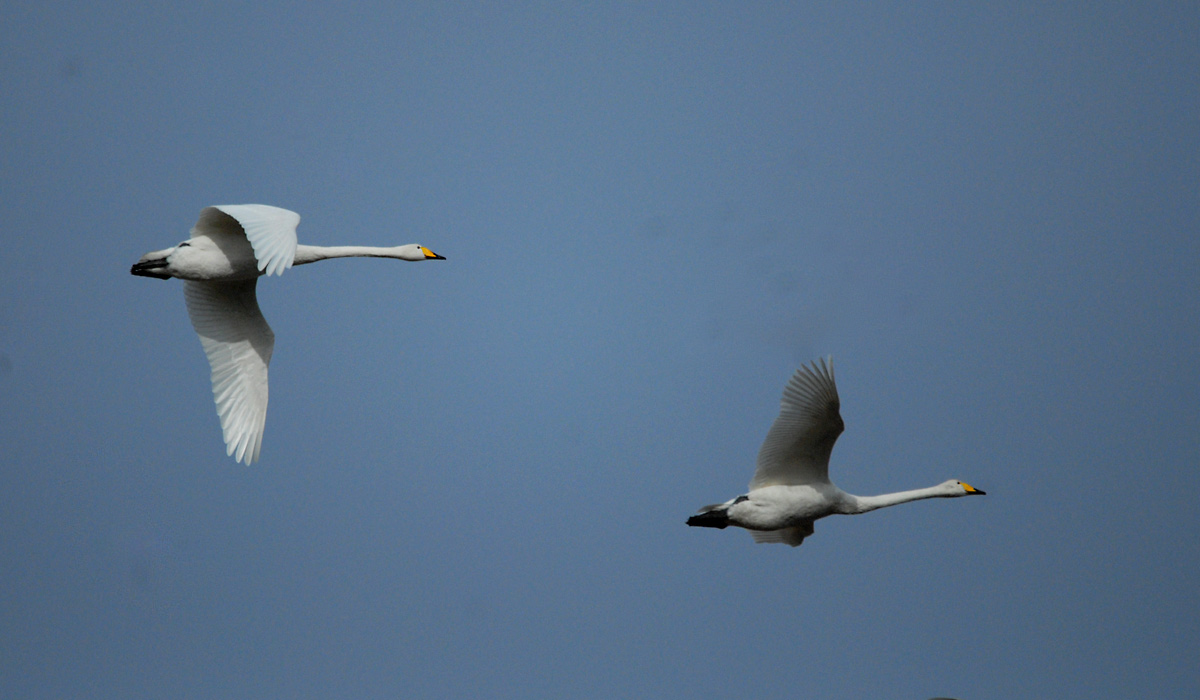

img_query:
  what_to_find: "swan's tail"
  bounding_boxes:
[686,503,731,529]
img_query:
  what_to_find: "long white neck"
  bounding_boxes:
[846,485,950,514]
[293,244,416,265]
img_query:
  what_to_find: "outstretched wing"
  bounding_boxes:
[193,204,300,277]
[750,357,844,489]
[184,280,274,465]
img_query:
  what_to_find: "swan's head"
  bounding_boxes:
[394,244,446,261]
[943,479,986,497]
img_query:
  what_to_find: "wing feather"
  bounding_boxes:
[750,357,844,489]
[193,204,300,277]
[184,280,274,464]
[748,522,814,547]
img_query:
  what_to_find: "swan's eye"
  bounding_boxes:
[179,242,191,247]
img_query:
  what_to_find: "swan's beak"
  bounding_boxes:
[420,246,446,260]
[961,482,986,495]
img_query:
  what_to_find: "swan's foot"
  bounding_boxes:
[686,508,730,529]
[131,259,171,279]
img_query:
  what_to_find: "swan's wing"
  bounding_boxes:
[749,522,814,547]
[192,204,300,277]
[184,280,274,465]
[750,357,844,489]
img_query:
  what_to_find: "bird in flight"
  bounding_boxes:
[132,204,445,464]
[687,358,985,546]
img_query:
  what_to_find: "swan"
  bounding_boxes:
[687,358,985,546]
[131,204,445,464]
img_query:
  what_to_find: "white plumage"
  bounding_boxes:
[132,204,445,464]
[687,358,985,546]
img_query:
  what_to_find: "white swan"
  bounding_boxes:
[131,204,445,464]
[687,358,985,546]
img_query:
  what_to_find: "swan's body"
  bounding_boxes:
[687,358,985,546]
[131,204,445,464]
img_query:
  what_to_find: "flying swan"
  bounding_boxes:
[131,204,445,464]
[687,358,985,546]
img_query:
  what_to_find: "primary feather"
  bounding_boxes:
[751,357,843,489]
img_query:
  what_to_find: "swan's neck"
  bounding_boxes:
[293,244,410,265]
[846,485,948,514]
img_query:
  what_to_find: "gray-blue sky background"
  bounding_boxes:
[2,3,1197,698]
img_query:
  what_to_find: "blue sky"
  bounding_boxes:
[2,3,1197,698]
